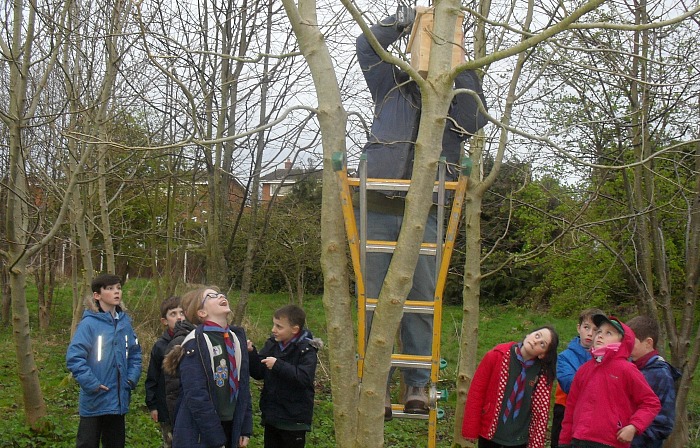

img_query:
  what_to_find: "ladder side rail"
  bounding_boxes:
[332,157,367,378]
[358,155,368,377]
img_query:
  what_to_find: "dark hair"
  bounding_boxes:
[533,325,559,386]
[626,316,659,349]
[91,273,122,293]
[274,304,306,329]
[160,296,182,319]
[579,308,605,325]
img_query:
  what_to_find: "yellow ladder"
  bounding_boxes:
[332,152,471,448]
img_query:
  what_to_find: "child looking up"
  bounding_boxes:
[462,326,559,448]
[626,316,681,448]
[169,287,253,448]
[248,305,322,448]
[559,315,661,448]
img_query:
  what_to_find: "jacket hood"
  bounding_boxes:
[619,320,635,359]
[172,319,196,338]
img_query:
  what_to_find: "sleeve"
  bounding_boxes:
[356,15,405,103]
[627,367,662,434]
[66,321,101,392]
[642,368,677,440]
[126,326,142,388]
[269,344,318,389]
[462,349,498,439]
[450,69,489,137]
[179,340,227,447]
[559,367,583,445]
[238,331,254,438]
[556,349,578,394]
[247,345,265,381]
[144,345,160,409]
[528,378,553,448]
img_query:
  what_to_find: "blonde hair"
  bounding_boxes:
[181,286,220,324]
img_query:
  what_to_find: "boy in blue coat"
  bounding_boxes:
[550,308,603,447]
[66,273,142,448]
[627,316,681,448]
[247,305,321,448]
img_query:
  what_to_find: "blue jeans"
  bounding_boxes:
[358,202,437,387]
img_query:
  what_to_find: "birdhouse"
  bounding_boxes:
[407,7,465,78]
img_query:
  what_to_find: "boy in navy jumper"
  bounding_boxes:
[145,296,185,448]
[247,305,321,448]
[626,316,681,448]
[66,273,142,448]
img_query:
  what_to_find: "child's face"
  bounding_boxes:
[94,283,122,312]
[577,318,597,349]
[161,307,185,331]
[520,328,553,360]
[593,322,623,348]
[198,289,230,321]
[271,316,299,345]
[630,336,654,361]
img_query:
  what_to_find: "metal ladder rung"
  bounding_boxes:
[367,240,437,256]
[347,177,459,191]
[389,405,430,420]
[365,298,435,314]
[390,354,432,369]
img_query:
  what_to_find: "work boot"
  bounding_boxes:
[385,388,393,421]
[403,385,429,414]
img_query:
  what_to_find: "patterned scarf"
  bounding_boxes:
[502,343,535,422]
[202,321,240,401]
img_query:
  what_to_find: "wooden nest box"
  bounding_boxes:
[407,7,465,77]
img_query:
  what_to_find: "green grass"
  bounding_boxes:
[0,279,698,447]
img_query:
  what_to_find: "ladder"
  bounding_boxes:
[332,152,471,448]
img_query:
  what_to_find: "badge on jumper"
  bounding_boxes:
[214,359,228,387]
[213,345,223,356]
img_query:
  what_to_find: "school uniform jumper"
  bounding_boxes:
[559,321,661,448]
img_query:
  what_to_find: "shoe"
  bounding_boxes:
[403,385,429,414]
[385,388,393,421]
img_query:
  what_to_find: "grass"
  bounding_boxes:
[0,278,698,447]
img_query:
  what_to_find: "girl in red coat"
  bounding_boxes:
[462,326,559,448]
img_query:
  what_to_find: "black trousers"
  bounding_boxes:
[76,414,125,448]
[479,437,526,448]
[264,424,306,448]
[551,403,565,447]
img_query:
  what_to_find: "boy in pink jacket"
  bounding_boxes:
[559,315,661,448]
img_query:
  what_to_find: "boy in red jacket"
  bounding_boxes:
[559,315,661,448]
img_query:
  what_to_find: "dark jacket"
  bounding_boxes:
[163,320,197,424]
[248,330,321,427]
[356,15,488,187]
[171,324,253,448]
[145,328,174,423]
[631,354,681,447]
